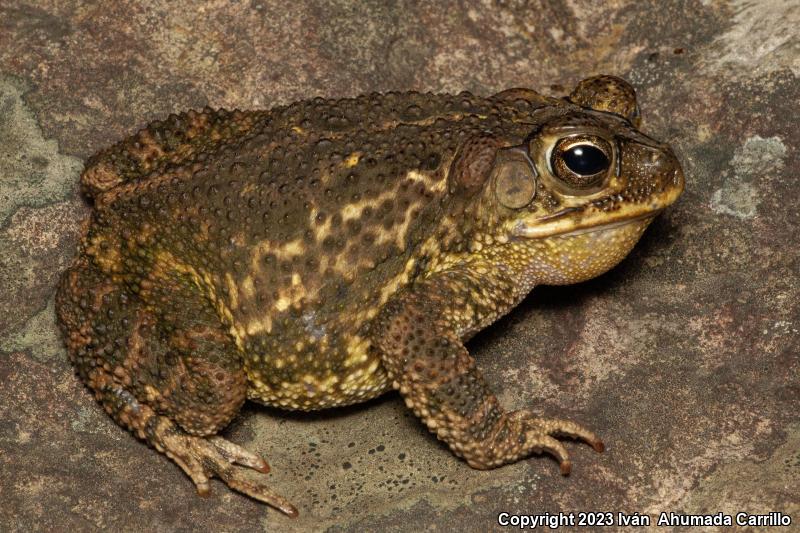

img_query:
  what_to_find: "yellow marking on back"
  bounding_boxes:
[246,316,272,336]
[273,238,306,259]
[405,169,448,193]
[338,188,393,222]
[270,271,307,312]
[374,202,418,250]
[225,272,240,310]
[309,207,333,242]
[240,275,256,299]
[274,296,291,312]
[344,152,361,167]
[333,170,442,258]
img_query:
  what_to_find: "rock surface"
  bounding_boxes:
[0,1,797,531]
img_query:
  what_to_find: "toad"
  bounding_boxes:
[57,75,684,516]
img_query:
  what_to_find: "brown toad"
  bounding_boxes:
[57,75,684,516]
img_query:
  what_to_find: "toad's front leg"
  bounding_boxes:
[370,272,604,472]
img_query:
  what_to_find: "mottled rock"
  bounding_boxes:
[0,0,797,531]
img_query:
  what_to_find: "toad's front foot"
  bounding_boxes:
[467,409,604,473]
[156,424,298,517]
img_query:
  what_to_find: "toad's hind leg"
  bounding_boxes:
[56,257,298,517]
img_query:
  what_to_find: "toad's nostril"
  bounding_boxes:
[657,149,684,190]
[643,146,679,176]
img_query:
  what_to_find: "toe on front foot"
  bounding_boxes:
[516,411,605,474]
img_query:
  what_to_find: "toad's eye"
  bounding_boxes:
[551,136,612,189]
[563,144,607,175]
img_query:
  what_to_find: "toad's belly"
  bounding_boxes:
[242,334,392,411]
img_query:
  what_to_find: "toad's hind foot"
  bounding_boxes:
[156,422,298,517]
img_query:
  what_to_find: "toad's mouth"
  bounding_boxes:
[514,209,660,239]
[558,212,659,237]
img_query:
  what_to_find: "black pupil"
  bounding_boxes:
[563,144,609,176]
